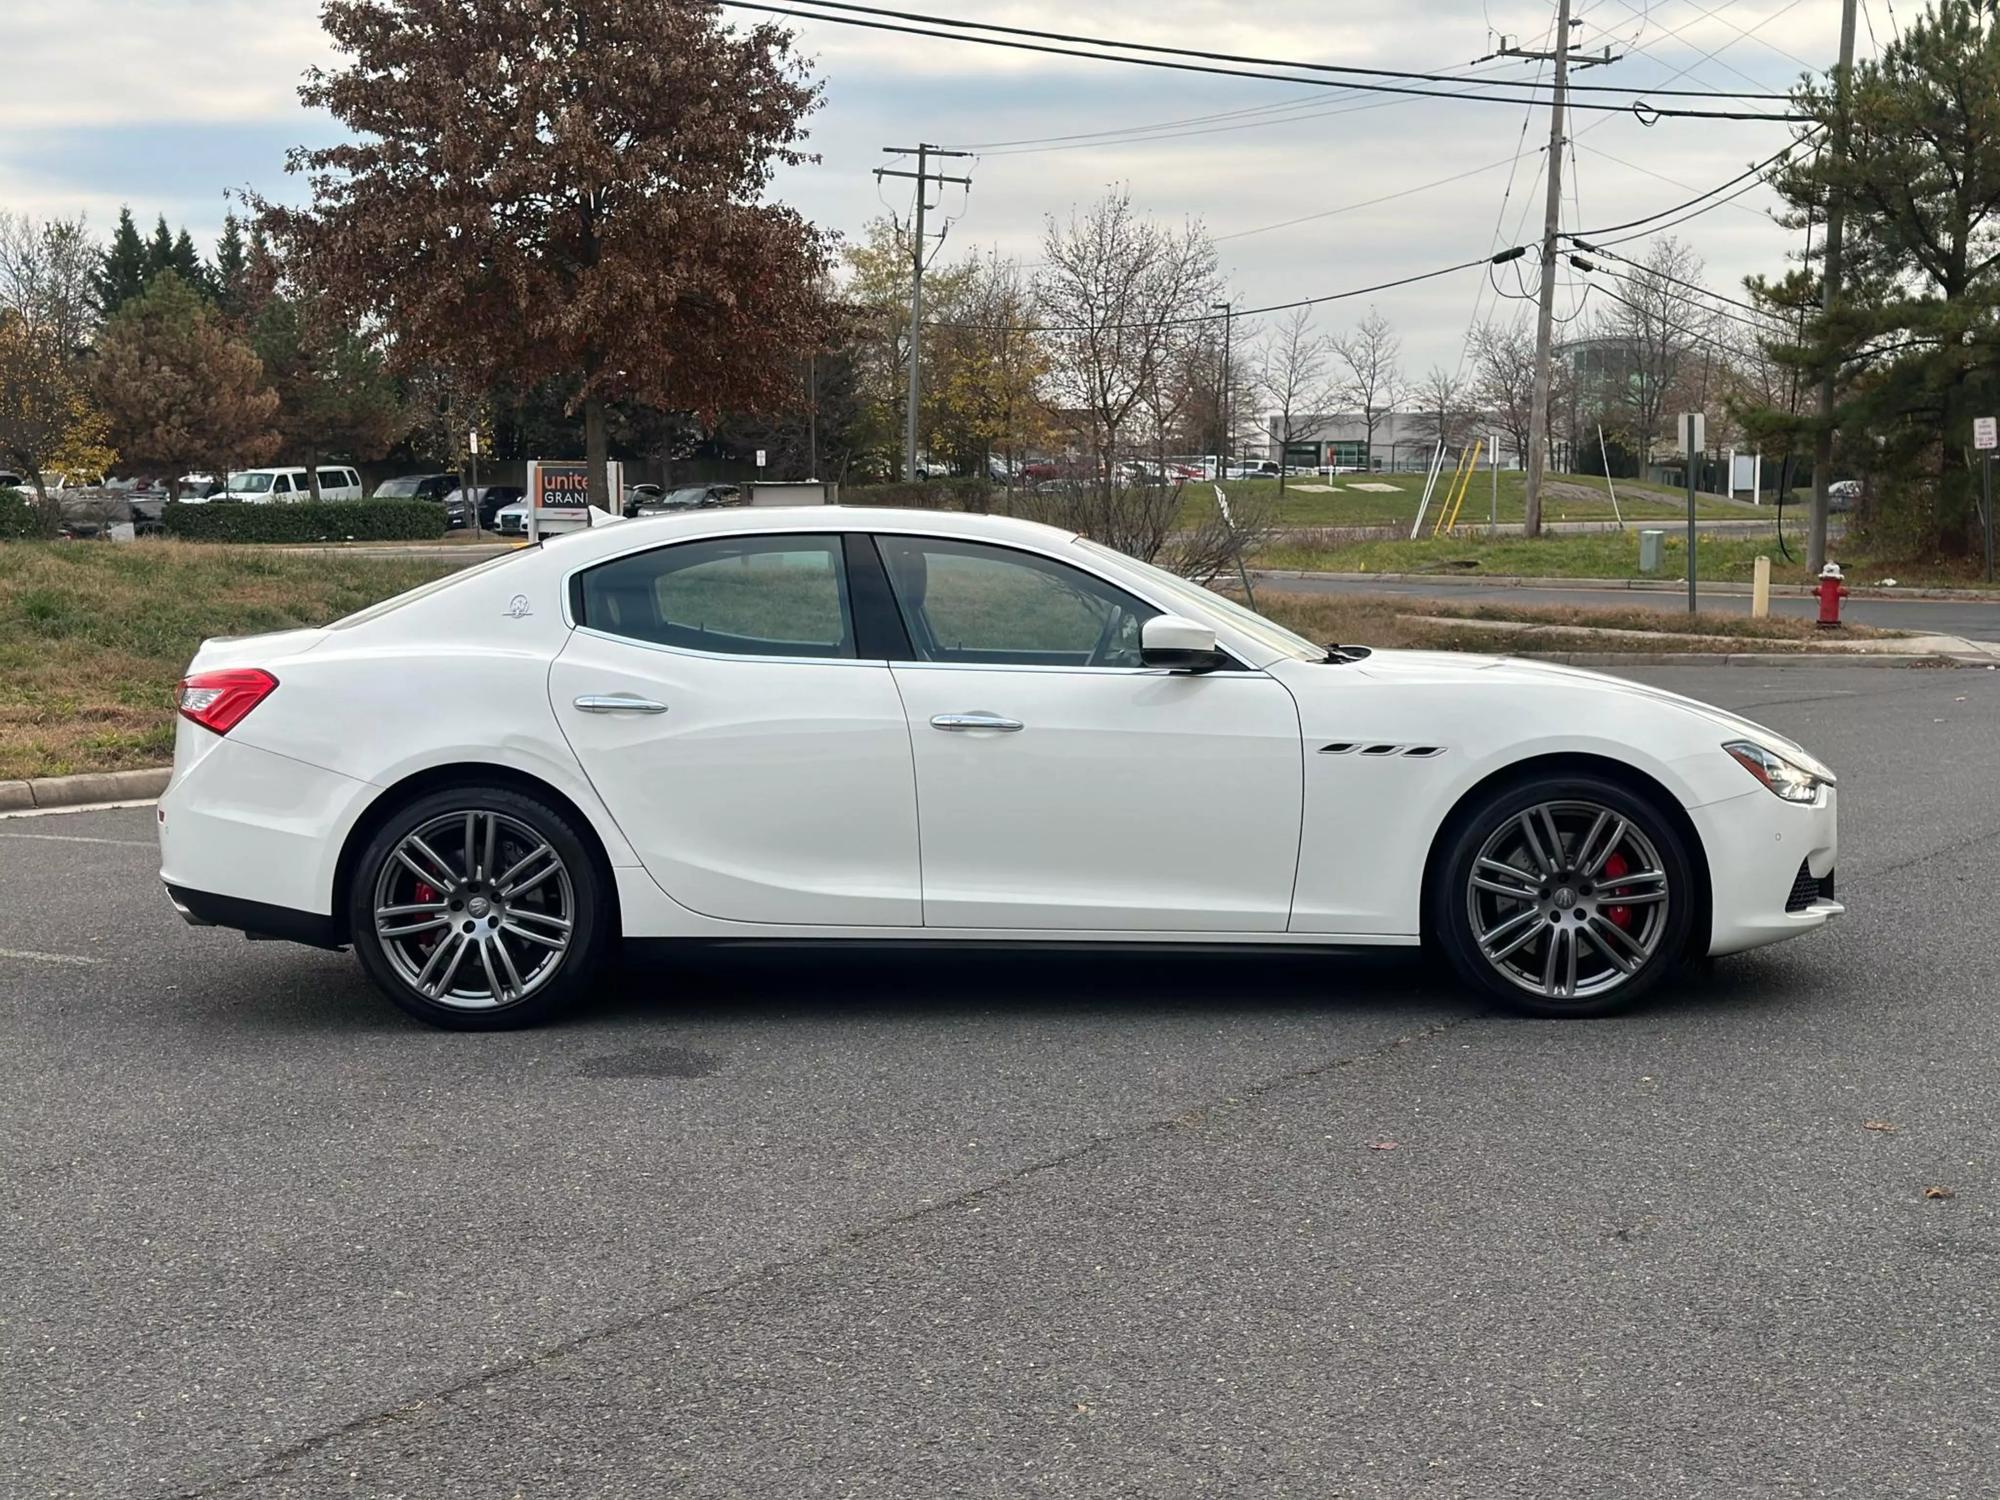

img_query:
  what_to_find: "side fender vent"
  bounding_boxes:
[1360,743,1399,756]
[1319,742,1357,755]
[1318,741,1450,759]
[1403,745,1446,758]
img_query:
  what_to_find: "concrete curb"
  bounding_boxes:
[1515,651,1974,669]
[1251,568,2000,602]
[0,767,171,813]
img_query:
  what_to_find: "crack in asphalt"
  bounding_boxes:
[168,1009,1482,1498]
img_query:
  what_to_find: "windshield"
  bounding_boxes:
[1073,538,1326,662]
[662,487,710,505]
[373,477,424,497]
[227,472,275,494]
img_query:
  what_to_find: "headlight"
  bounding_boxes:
[1724,740,1829,803]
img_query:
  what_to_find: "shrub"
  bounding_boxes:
[0,488,39,540]
[847,477,999,512]
[160,499,447,543]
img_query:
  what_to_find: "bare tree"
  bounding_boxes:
[1594,236,1716,466]
[1411,364,1470,455]
[0,213,99,356]
[1257,307,1336,493]
[1034,189,1220,486]
[1331,307,1404,471]
[1470,321,1537,474]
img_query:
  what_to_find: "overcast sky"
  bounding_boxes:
[1,0,1851,371]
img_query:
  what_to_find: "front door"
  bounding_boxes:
[550,532,921,927]
[871,534,1304,932]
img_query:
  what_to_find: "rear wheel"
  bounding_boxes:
[348,785,610,1030]
[1431,774,1696,1018]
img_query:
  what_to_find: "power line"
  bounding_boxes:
[1572,139,1778,223]
[1574,240,1779,318]
[718,1,1808,118]
[751,0,1795,96]
[1564,134,1815,240]
[1213,151,1539,244]
[932,249,1524,334]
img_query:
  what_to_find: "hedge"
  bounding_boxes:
[0,489,37,540]
[847,477,1000,512]
[160,499,448,543]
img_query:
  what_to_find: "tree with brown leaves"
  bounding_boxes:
[94,273,279,500]
[258,0,835,510]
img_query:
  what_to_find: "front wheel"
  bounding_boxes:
[1430,774,1697,1018]
[348,786,611,1030]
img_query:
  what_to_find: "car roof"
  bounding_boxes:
[538,506,1079,563]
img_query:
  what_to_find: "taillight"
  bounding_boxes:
[175,668,278,735]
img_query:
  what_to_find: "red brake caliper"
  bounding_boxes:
[413,881,439,950]
[1601,851,1633,929]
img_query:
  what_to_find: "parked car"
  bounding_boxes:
[374,473,466,525]
[460,485,525,530]
[160,506,1841,1030]
[1827,480,1863,512]
[212,467,364,503]
[494,498,531,537]
[628,484,743,517]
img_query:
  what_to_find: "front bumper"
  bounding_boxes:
[1690,783,1841,957]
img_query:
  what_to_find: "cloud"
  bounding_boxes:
[0,0,1839,368]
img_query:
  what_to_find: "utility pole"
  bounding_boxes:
[1502,4,1616,536]
[876,143,972,483]
[1809,0,1859,573]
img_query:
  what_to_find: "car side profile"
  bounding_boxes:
[160,509,1841,1029]
[207,467,364,503]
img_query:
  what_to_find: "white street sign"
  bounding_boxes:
[1975,416,1997,451]
[755,449,768,468]
[1679,412,1706,456]
[468,429,479,456]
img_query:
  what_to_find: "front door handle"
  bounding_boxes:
[574,694,668,715]
[930,712,1024,733]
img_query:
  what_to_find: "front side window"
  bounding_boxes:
[875,535,1157,668]
[578,534,854,659]
[271,474,292,494]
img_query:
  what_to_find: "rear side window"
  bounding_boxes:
[577,535,854,659]
[317,468,349,490]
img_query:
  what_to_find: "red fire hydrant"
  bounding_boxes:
[1815,562,1848,629]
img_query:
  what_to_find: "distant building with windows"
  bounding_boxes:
[1263,412,1522,472]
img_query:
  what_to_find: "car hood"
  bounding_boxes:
[1345,648,1824,769]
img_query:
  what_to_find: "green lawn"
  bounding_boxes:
[0,542,458,780]
[1201,471,1750,529]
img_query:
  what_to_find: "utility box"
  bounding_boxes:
[1639,529,1666,574]
[746,479,835,506]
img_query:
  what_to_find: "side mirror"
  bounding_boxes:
[1141,614,1225,673]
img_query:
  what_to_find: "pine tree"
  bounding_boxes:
[94,207,149,318]
[146,216,175,280]
[212,214,248,319]
[169,228,206,295]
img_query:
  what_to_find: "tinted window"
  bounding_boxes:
[318,468,350,489]
[874,536,1156,668]
[271,474,292,494]
[579,535,853,659]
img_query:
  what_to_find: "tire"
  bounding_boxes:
[1428,772,1697,1019]
[348,784,612,1030]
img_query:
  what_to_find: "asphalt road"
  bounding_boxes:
[1263,572,2000,640]
[7,662,2000,1498]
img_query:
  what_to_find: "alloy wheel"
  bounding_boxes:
[1465,800,1671,1004]
[370,809,575,1011]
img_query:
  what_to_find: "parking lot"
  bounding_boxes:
[7,661,1999,1498]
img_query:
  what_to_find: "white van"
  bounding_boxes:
[211,466,363,503]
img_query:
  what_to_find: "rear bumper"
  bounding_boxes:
[164,884,345,949]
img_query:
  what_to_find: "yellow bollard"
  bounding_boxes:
[1752,555,1771,618]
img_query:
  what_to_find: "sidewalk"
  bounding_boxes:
[1392,611,2000,668]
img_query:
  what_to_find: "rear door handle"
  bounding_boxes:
[574,694,668,715]
[930,713,1024,732]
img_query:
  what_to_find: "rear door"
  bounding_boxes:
[549,531,921,927]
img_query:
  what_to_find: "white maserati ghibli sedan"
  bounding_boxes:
[160,508,1841,1029]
